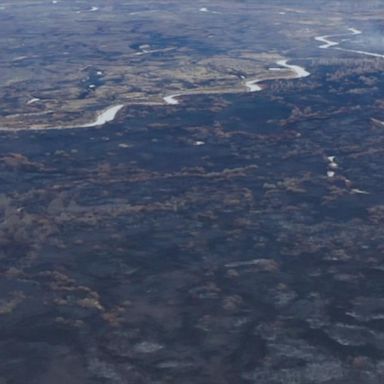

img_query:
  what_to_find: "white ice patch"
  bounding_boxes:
[276,60,310,78]
[244,80,263,92]
[348,27,362,35]
[351,189,370,195]
[315,35,340,49]
[163,94,180,105]
[81,105,125,127]
[327,155,338,170]
[27,98,40,105]
[199,7,220,14]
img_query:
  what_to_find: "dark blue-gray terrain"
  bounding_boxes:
[0,0,384,383]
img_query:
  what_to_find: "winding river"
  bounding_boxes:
[0,59,310,131]
[5,25,382,131]
[315,27,384,58]
[315,28,362,49]
[163,59,310,105]
[244,59,310,92]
